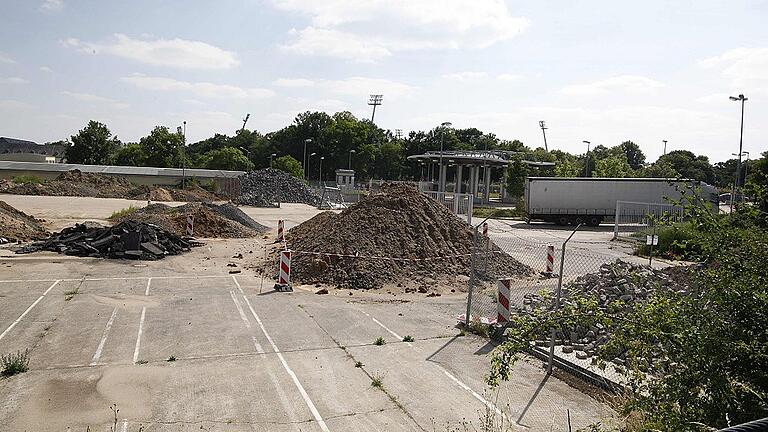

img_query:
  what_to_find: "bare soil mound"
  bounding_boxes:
[0,201,49,242]
[286,183,532,289]
[116,202,266,238]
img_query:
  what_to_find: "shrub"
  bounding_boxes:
[373,337,386,346]
[12,175,43,185]
[635,222,699,259]
[2,350,30,376]
[402,335,414,342]
[108,206,137,220]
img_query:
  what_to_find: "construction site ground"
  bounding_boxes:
[0,194,617,431]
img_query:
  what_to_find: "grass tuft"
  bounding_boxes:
[108,206,138,220]
[370,373,384,389]
[2,350,30,376]
[12,175,43,185]
[167,356,176,362]
[373,336,386,346]
[354,361,364,368]
[402,335,414,342]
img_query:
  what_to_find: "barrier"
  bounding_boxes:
[497,278,511,323]
[275,249,292,292]
[545,244,555,275]
[277,219,285,242]
[186,215,194,236]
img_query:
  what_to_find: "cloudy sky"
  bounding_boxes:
[1,0,766,163]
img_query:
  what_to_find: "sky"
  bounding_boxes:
[0,0,766,163]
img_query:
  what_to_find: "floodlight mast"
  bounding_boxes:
[539,120,549,152]
[368,94,383,122]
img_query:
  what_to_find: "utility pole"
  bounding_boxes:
[539,120,549,152]
[583,140,591,177]
[439,122,452,192]
[368,94,383,122]
[241,113,250,133]
[662,140,667,155]
[178,122,187,188]
[303,138,312,179]
[729,94,747,215]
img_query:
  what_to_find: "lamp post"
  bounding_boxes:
[583,140,591,177]
[439,122,452,192]
[308,152,316,181]
[319,156,325,185]
[663,140,667,155]
[348,149,356,169]
[729,94,747,214]
[269,153,276,168]
[539,120,549,152]
[303,138,312,179]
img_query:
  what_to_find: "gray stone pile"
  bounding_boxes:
[236,168,321,207]
[522,260,691,364]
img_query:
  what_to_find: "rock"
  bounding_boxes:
[315,288,329,295]
[562,345,574,353]
[575,351,589,360]
[237,168,321,207]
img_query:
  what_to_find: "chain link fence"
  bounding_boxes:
[613,200,684,241]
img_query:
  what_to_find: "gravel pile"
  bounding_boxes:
[16,220,198,259]
[237,168,320,207]
[523,260,691,364]
[286,183,532,289]
[0,201,49,242]
[114,202,267,238]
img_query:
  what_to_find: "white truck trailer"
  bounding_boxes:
[524,177,718,226]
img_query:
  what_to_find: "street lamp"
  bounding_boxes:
[308,152,317,181]
[663,140,667,155]
[348,149,356,169]
[439,122,452,192]
[303,138,312,179]
[729,94,748,214]
[539,120,549,152]
[269,153,276,168]
[583,140,591,177]
[319,156,325,185]
[732,151,750,191]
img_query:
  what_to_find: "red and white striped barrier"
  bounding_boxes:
[544,244,555,275]
[185,215,194,236]
[277,219,285,242]
[482,222,488,238]
[497,278,511,323]
[276,249,292,291]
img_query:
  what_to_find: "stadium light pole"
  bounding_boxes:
[663,140,667,155]
[303,138,312,179]
[729,94,747,214]
[368,95,383,122]
[539,120,549,152]
[348,149,356,169]
[269,153,276,168]
[583,140,591,177]
[308,152,316,182]
[439,122,452,192]
[319,156,325,185]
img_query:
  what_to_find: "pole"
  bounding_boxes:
[439,132,445,192]
[731,97,745,214]
[548,224,581,374]
[465,225,479,326]
[182,121,187,189]
[663,140,667,155]
[319,157,324,185]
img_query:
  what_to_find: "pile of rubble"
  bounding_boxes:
[237,168,320,207]
[286,183,532,290]
[522,260,692,363]
[114,202,267,238]
[0,201,49,243]
[16,220,199,259]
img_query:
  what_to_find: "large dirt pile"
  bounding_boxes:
[286,183,532,289]
[0,201,48,242]
[1,170,220,202]
[237,168,321,207]
[114,202,267,238]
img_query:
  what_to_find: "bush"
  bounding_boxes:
[12,175,43,185]
[108,206,137,220]
[472,206,524,219]
[634,222,699,259]
[2,350,30,376]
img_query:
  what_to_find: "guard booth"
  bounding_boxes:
[335,169,355,189]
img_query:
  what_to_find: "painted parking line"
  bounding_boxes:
[0,275,244,283]
[231,275,330,432]
[359,310,412,346]
[228,290,265,353]
[144,277,152,296]
[0,279,60,341]
[90,306,118,365]
[132,278,150,364]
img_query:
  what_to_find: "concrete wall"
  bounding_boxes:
[0,154,58,163]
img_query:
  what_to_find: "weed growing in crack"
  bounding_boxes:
[373,336,386,346]
[355,361,364,368]
[1,350,30,376]
[402,335,414,342]
[371,373,384,389]
[167,356,176,362]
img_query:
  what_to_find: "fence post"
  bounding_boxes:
[613,200,621,239]
[548,224,582,374]
[465,225,480,326]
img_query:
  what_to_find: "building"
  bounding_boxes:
[0,137,66,163]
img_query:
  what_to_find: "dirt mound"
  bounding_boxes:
[116,202,266,238]
[237,168,321,207]
[286,183,532,289]
[2,170,221,202]
[0,201,49,242]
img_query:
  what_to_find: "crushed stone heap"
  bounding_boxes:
[237,168,321,207]
[286,183,532,289]
[114,202,268,238]
[0,201,49,242]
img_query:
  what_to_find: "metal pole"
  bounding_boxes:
[730,95,746,214]
[182,121,187,189]
[648,224,656,267]
[548,224,581,374]
[465,225,479,326]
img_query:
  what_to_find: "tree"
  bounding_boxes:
[713,159,739,188]
[555,159,581,177]
[138,126,184,168]
[114,143,147,166]
[593,155,633,177]
[505,156,529,200]
[657,150,715,184]
[618,140,646,170]
[66,120,120,165]
[640,160,679,178]
[744,151,768,214]
[200,147,254,171]
[272,155,304,179]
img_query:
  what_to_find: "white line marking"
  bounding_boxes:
[229,290,265,353]
[437,364,510,423]
[0,280,60,341]
[360,310,412,346]
[0,275,243,283]
[90,306,118,365]
[120,419,128,432]
[144,278,152,296]
[232,275,329,432]
[133,307,146,364]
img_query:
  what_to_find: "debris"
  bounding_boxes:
[229,270,241,274]
[0,201,49,242]
[315,288,329,295]
[236,168,321,207]
[16,220,199,259]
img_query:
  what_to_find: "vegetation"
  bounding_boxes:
[167,356,176,362]
[272,155,304,179]
[402,335,414,342]
[472,206,524,219]
[108,206,137,220]
[373,336,386,346]
[354,361,363,368]
[1,350,30,376]
[370,374,384,389]
[12,175,44,184]
[66,120,121,165]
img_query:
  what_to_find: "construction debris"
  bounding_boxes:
[286,183,532,290]
[237,168,321,207]
[113,202,268,238]
[16,220,199,259]
[0,201,49,242]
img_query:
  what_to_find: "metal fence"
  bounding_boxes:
[464,223,626,388]
[422,191,474,224]
[613,200,684,241]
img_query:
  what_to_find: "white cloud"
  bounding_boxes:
[0,77,29,85]
[121,74,274,99]
[317,77,416,99]
[40,0,63,12]
[62,34,239,70]
[39,66,54,73]
[700,47,768,91]
[497,73,523,81]
[561,75,664,96]
[0,99,34,110]
[442,71,488,81]
[61,91,129,109]
[273,78,316,87]
[273,0,528,61]
[0,53,15,64]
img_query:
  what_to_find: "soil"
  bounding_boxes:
[0,200,49,242]
[1,170,220,202]
[285,183,532,290]
[115,202,266,238]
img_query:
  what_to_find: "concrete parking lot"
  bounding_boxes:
[0,195,616,431]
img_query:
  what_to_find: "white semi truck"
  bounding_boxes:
[524,177,718,226]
